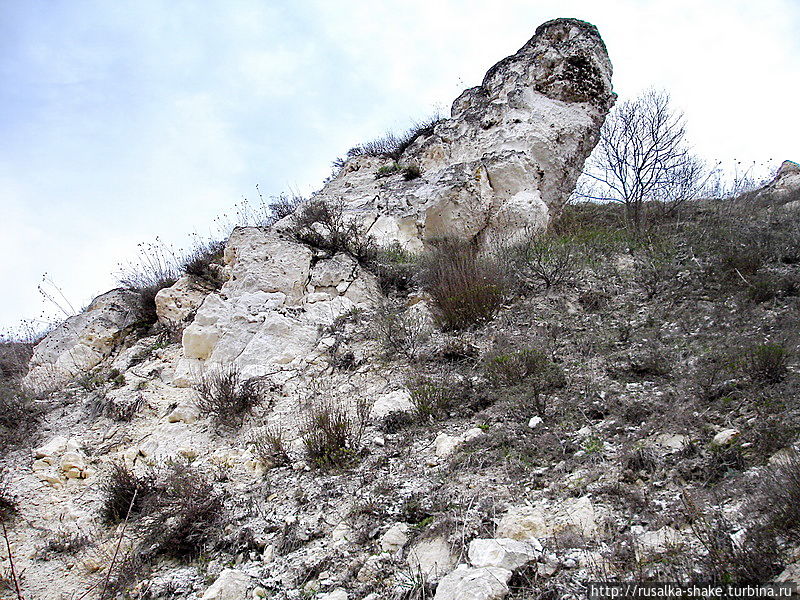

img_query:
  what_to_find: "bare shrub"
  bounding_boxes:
[0,338,34,381]
[511,231,578,289]
[744,342,789,384]
[633,235,680,299]
[0,382,38,450]
[368,242,419,295]
[373,301,431,361]
[118,240,181,325]
[484,348,565,416]
[99,462,155,525]
[408,377,455,422]
[347,114,442,161]
[180,238,226,288]
[264,192,304,226]
[419,239,508,330]
[302,396,370,470]
[683,495,782,583]
[755,450,800,536]
[195,365,266,426]
[692,349,740,402]
[39,530,92,556]
[139,461,224,559]
[0,473,16,522]
[251,424,291,467]
[291,198,376,261]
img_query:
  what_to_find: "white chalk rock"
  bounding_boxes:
[433,564,512,600]
[201,568,251,600]
[407,536,457,582]
[380,523,410,554]
[468,538,542,570]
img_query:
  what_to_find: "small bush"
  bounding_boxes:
[485,348,565,417]
[0,382,38,450]
[419,239,508,330]
[251,424,291,468]
[265,193,303,225]
[485,348,562,387]
[139,461,224,559]
[118,240,181,325]
[744,342,789,383]
[196,365,265,426]
[376,163,401,178]
[0,337,34,381]
[684,496,782,583]
[0,473,16,522]
[99,462,155,524]
[403,165,422,180]
[40,530,92,556]
[302,396,370,470]
[291,198,376,261]
[511,232,578,289]
[373,301,431,361]
[756,450,800,536]
[633,235,680,299]
[181,238,226,288]
[368,243,419,295]
[347,115,442,161]
[692,349,740,402]
[408,377,455,421]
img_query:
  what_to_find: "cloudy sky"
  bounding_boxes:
[1,0,798,331]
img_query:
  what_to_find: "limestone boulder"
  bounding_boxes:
[407,536,458,582]
[155,275,211,323]
[201,569,251,600]
[433,565,512,600]
[310,18,614,250]
[496,496,603,542]
[468,538,542,570]
[24,289,139,391]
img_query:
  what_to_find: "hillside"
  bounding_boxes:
[2,17,800,600]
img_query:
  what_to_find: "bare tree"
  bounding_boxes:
[576,89,707,229]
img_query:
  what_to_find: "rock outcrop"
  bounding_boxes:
[9,18,618,600]
[169,17,614,381]
[23,289,139,391]
[304,18,614,251]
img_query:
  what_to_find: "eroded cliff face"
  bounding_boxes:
[9,19,617,600]
[310,18,614,252]
[174,17,614,385]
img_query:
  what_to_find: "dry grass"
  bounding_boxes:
[195,364,266,427]
[419,239,508,330]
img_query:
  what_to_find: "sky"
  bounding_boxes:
[1,0,798,331]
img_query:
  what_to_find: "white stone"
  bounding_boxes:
[435,433,462,458]
[468,538,542,570]
[155,275,210,323]
[433,564,512,600]
[528,416,543,429]
[633,527,685,560]
[201,568,251,600]
[496,496,602,541]
[712,428,740,446]
[371,390,415,420]
[23,289,140,392]
[380,524,410,554]
[167,402,199,424]
[319,590,348,600]
[33,436,68,461]
[649,433,689,453]
[407,537,457,582]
